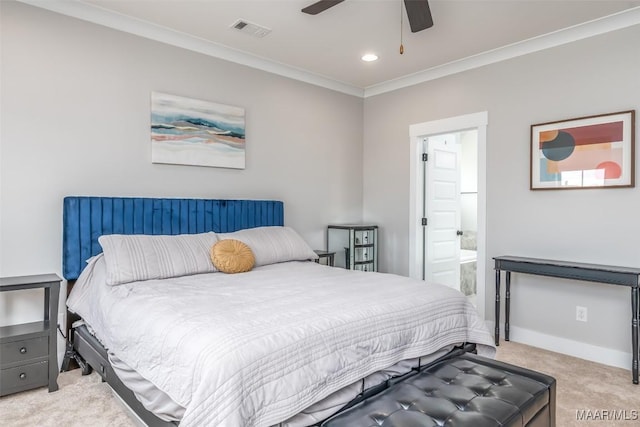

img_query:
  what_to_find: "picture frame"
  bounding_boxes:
[151,92,246,169]
[530,110,635,190]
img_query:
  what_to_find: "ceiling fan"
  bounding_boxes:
[302,0,434,33]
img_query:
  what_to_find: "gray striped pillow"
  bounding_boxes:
[218,226,318,267]
[98,232,219,285]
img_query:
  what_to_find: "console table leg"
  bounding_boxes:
[505,272,511,342]
[632,287,639,384]
[495,269,501,346]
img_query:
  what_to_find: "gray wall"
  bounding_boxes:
[363,25,640,356]
[0,2,364,326]
[3,1,640,366]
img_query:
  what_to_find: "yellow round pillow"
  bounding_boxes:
[210,239,255,274]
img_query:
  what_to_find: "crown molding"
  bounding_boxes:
[18,1,640,99]
[18,0,364,98]
[364,6,640,98]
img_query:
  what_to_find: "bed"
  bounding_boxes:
[62,196,496,427]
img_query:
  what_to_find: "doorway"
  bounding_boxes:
[408,112,488,319]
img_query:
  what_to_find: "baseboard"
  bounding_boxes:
[486,321,632,371]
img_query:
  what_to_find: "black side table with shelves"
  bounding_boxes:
[327,224,378,272]
[0,274,61,396]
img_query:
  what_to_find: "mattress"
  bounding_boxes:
[68,255,495,426]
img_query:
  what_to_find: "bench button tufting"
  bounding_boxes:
[321,354,556,427]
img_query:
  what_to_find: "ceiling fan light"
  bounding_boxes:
[361,53,378,62]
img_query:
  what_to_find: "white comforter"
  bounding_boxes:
[70,258,495,427]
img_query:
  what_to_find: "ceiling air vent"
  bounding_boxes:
[230,19,272,38]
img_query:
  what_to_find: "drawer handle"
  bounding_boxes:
[19,347,27,354]
[19,372,27,380]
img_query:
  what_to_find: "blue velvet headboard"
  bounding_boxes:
[62,197,284,280]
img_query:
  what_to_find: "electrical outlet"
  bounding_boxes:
[576,306,588,322]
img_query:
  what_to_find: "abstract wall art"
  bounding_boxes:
[151,92,246,169]
[530,110,635,190]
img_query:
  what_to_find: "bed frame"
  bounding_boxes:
[62,196,285,427]
[61,196,477,426]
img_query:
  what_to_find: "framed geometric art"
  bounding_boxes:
[151,92,246,169]
[530,110,635,190]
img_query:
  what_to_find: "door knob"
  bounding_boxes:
[456,230,464,236]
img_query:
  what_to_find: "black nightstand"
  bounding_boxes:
[314,250,335,266]
[0,274,61,396]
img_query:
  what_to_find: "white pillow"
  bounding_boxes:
[218,226,318,267]
[98,232,219,285]
[67,254,106,316]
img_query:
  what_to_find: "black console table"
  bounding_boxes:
[494,255,640,384]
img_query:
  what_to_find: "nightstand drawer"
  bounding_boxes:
[0,336,48,366]
[0,360,48,396]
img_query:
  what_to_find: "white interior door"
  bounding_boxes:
[409,111,488,319]
[424,134,461,289]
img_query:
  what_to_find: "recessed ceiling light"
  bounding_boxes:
[361,53,378,62]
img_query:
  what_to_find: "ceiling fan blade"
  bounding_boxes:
[404,0,434,32]
[302,0,345,15]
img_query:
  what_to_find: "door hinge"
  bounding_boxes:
[422,153,428,162]
[421,218,427,226]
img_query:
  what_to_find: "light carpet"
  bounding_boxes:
[495,340,640,426]
[1,340,638,426]
[0,367,135,427]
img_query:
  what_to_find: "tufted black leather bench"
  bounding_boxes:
[321,352,556,427]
